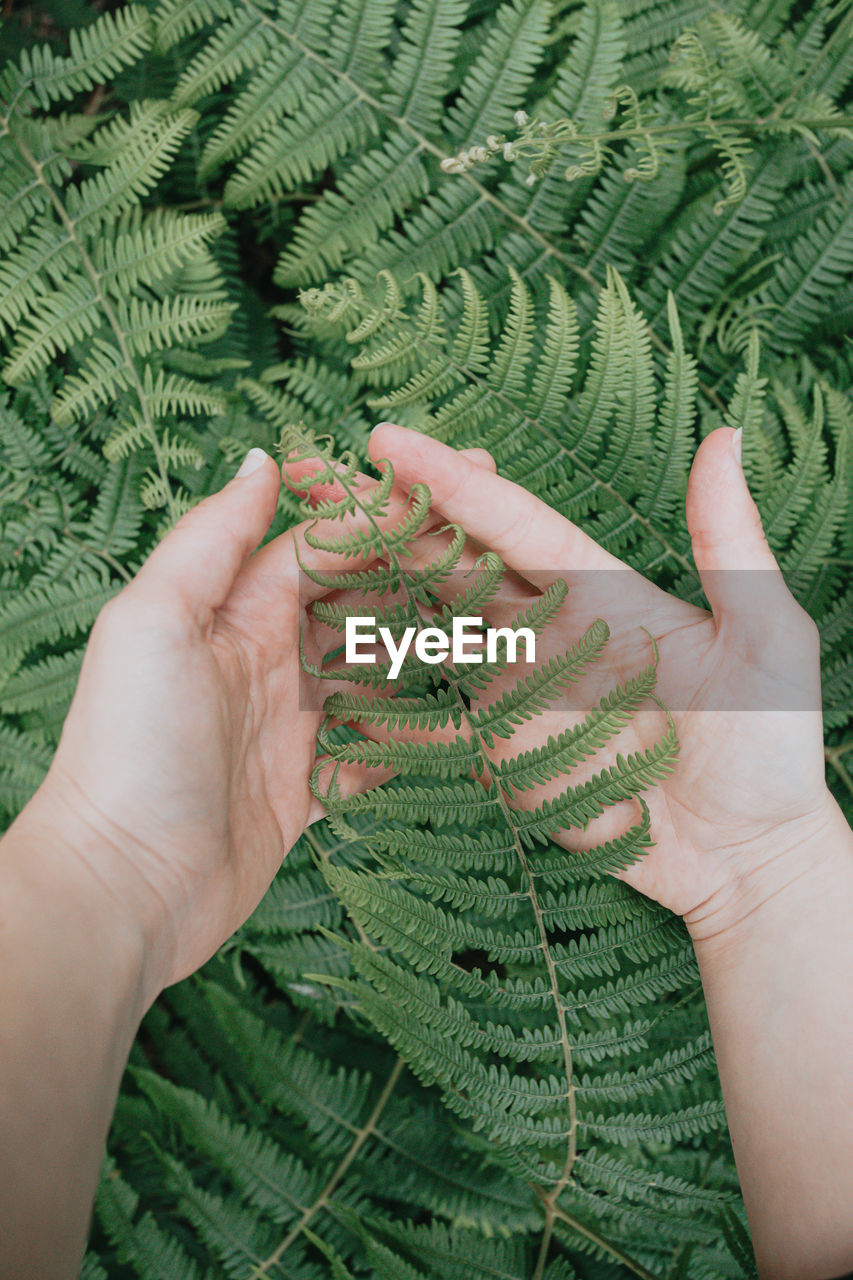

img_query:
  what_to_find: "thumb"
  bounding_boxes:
[133,448,280,618]
[686,427,793,639]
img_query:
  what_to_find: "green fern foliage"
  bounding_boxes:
[1,0,851,1275]
[0,21,236,522]
[442,9,852,214]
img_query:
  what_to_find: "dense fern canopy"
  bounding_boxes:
[0,0,851,1275]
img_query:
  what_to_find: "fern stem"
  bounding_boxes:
[499,116,853,147]
[61,525,134,584]
[3,131,180,525]
[545,1197,663,1280]
[22,494,136,585]
[453,684,580,1270]
[305,447,585,1264]
[249,1056,405,1279]
[532,1200,555,1280]
[303,824,379,952]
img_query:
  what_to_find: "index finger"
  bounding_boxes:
[244,443,498,604]
[244,465,416,604]
[369,423,628,587]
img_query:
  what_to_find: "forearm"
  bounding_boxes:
[689,794,853,1279]
[0,796,154,1279]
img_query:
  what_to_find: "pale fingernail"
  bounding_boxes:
[236,448,269,478]
[732,428,742,467]
[371,421,397,434]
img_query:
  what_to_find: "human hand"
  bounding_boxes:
[0,441,502,1280]
[364,423,837,942]
[17,446,439,1002]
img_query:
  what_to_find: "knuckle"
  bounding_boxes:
[685,526,718,560]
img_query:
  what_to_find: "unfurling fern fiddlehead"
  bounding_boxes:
[252,424,729,1274]
[439,9,853,215]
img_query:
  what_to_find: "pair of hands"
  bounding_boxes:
[22,424,833,1004]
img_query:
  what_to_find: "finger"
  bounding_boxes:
[281,451,351,505]
[296,482,435,604]
[257,446,498,605]
[132,449,280,620]
[283,443,494,503]
[246,473,417,605]
[370,423,627,585]
[379,524,539,627]
[455,446,497,474]
[686,427,795,640]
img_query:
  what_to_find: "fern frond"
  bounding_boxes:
[0,568,115,658]
[1,7,153,110]
[759,174,853,350]
[224,427,724,1257]
[95,1160,210,1280]
[0,88,231,518]
[302,268,704,577]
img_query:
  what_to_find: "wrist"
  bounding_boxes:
[0,784,160,1279]
[3,780,170,1016]
[683,790,853,1280]
[683,788,853,953]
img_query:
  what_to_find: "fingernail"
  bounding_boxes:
[732,428,742,467]
[236,448,269,478]
[371,421,397,435]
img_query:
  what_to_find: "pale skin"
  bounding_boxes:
[0,426,851,1278]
